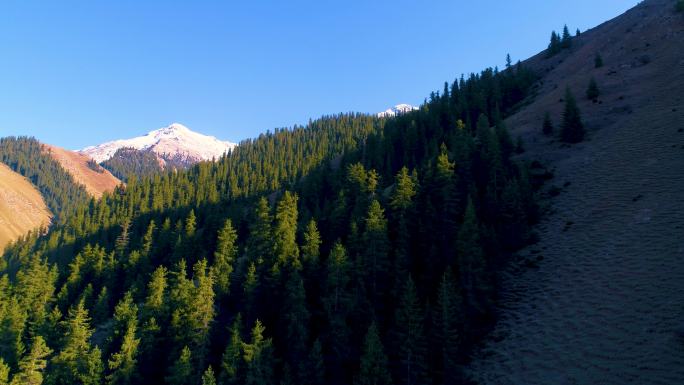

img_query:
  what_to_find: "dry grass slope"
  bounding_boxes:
[43,144,121,198]
[467,0,684,383]
[0,162,51,251]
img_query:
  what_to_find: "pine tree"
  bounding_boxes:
[212,219,238,297]
[505,53,512,68]
[594,53,604,68]
[166,346,193,385]
[433,271,461,385]
[576,28,581,36]
[356,322,391,385]
[560,88,585,143]
[10,336,52,385]
[542,112,554,135]
[243,320,275,385]
[586,77,600,101]
[393,276,427,385]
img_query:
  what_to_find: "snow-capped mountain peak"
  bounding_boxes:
[377,104,419,118]
[79,123,237,164]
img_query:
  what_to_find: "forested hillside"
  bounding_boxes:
[0,137,91,224]
[1,63,540,385]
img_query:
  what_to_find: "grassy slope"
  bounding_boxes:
[0,162,51,251]
[43,144,122,198]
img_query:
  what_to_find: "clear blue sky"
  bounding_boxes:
[0,0,636,149]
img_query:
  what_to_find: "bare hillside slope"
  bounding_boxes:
[0,163,51,251]
[467,0,684,383]
[43,144,121,198]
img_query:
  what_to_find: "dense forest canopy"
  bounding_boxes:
[1,62,541,385]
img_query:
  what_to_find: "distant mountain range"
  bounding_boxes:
[79,123,237,166]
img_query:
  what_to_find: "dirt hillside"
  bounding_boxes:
[467,0,684,383]
[43,144,121,198]
[0,162,51,251]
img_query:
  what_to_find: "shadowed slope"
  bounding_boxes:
[468,0,684,383]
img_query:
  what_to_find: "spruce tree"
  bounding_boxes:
[433,271,461,385]
[594,53,604,68]
[301,219,322,272]
[457,199,490,326]
[561,24,572,48]
[10,336,52,385]
[166,346,193,385]
[560,88,585,143]
[212,219,238,297]
[586,77,600,101]
[242,320,275,385]
[47,301,103,385]
[394,276,427,385]
[547,31,561,56]
[361,200,390,303]
[273,191,300,270]
[0,359,7,385]
[356,322,391,385]
[106,321,139,385]
[283,270,310,382]
[202,367,217,385]
[323,242,352,365]
[220,314,244,385]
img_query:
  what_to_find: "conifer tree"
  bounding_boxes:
[547,31,561,56]
[220,314,244,385]
[433,271,461,385]
[274,191,301,270]
[283,270,310,382]
[10,336,51,385]
[561,24,572,48]
[361,200,390,303]
[212,219,238,297]
[393,276,427,385]
[542,112,554,135]
[356,322,391,385]
[47,301,103,385]
[323,242,352,365]
[243,320,275,385]
[560,88,585,143]
[594,53,604,68]
[246,197,272,263]
[106,320,139,385]
[306,339,325,385]
[202,367,217,385]
[301,219,322,270]
[457,199,490,325]
[0,359,7,385]
[586,77,600,101]
[166,346,193,385]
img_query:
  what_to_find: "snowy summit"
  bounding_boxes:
[79,123,236,164]
[377,104,419,118]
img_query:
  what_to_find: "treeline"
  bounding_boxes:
[0,64,540,385]
[0,137,91,224]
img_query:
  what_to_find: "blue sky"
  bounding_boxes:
[0,0,636,149]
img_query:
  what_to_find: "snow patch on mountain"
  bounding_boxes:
[377,104,419,118]
[79,123,236,164]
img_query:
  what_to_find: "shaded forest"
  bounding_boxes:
[1,63,541,385]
